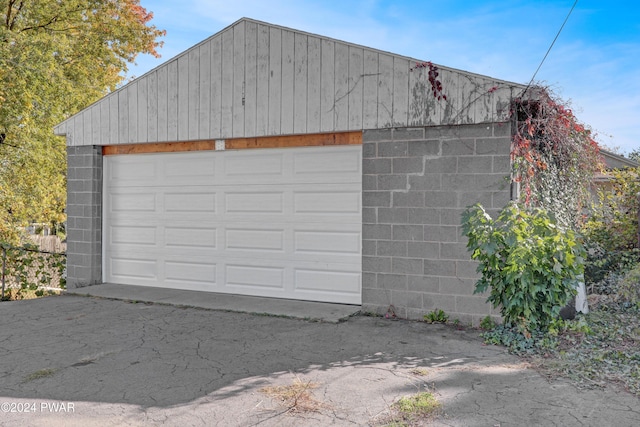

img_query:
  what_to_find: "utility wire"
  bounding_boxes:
[522,0,579,96]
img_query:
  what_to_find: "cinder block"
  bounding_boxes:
[393,157,423,174]
[408,174,442,191]
[363,175,378,191]
[392,224,424,241]
[363,158,392,175]
[377,273,408,290]
[391,257,424,275]
[362,207,377,224]
[361,288,392,306]
[391,290,423,309]
[455,295,491,315]
[378,141,408,157]
[492,155,511,173]
[377,174,407,190]
[440,208,466,226]
[407,208,440,225]
[492,190,512,209]
[442,173,509,192]
[422,293,456,312]
[362,240,376,256]
[408,275,440,293]
[378,207,409,224]
[458,192,492,208]
[392,191,424,207]
[377,240,408,257]
[75,217,91,231]
[408,140,440,157]
[363,128,393,142]
[363,224,392,240]
[491,121,511,137]
[424,259,456,277]
[443,123,494,139]
[440,242,471,260]
[407,241,439,258]
[441,138,475,156]
[440,276,477,295]
[393,127,425,141]
[423,156,457,173]
[363,191,391,207]
[75,166,94,181]
[457,260,481,278]
[362,256,392,273]
[476,137,510,155]
[457,156,493,173]
[424,189,458,208]
[362,272,377,288]
[362,142,377,158]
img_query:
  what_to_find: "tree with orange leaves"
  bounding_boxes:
[0,0,165,243]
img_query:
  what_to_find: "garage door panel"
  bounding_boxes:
[293,148,361,178]
[165,260,216,285]
[110,225,157,246]
[223,151,285,179]
[164,227,217,249]
[294,268,361,295]
[293,229,360,256]
[164,192,216,213]
[164,156,216,183]
[109,193,157,213]
[106,158,158,184]
[224,191,284,214]
[225,228,285,252]
[110,257,158,280]
[104,145,362,304]
[225,264,286,290]
[293,190,360,214]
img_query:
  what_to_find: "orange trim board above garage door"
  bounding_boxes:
[102,132,362,155]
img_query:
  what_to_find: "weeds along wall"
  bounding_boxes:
[361,122,513,325]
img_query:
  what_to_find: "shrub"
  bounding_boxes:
[618,265,640,307]
[582,167,640,283]
[462,203,585,332]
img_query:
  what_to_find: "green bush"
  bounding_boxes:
[582,167,640,283]
[618,265,640,307]
[462,203,585,332]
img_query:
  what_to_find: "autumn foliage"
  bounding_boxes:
[0,0,165,242]
[510,86,603,227]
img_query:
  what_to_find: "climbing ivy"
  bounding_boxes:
[511,86,603,228]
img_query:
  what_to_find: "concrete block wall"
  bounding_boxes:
[362,123,512,325]
[66,146,103,288]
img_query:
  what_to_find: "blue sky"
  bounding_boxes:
[131,0,639,154]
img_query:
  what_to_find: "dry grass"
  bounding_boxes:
[23,368,57,382]
[259,376,327,414]
[409,367,429,377]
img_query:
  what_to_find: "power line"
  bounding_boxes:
[522,0,579,96]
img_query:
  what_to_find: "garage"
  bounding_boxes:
[58,17,520,322]
[103,144,362,304]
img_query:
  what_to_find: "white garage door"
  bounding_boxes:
[103,145,362,304]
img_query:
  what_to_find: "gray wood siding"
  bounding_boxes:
[56,18,523,145]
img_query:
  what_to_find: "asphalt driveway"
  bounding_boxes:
[1,294,639,426]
